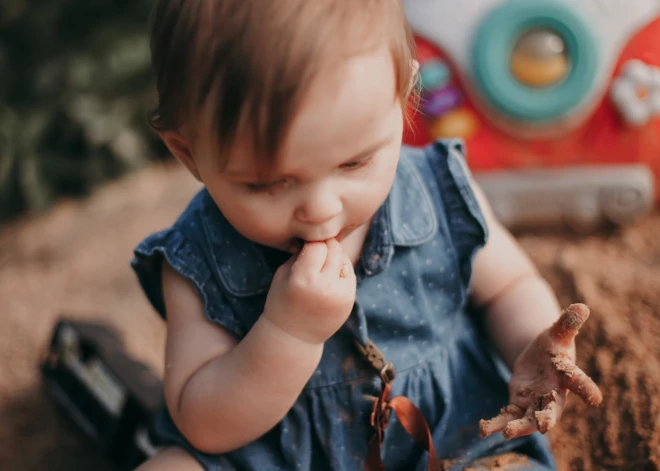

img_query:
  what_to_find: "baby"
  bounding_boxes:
[131,1,602,470]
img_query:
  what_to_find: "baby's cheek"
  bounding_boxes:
[245,211,287,239]
[359,192,386,218]
[224,203,285,241]
[359,164,398,211]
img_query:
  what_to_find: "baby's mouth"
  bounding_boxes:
[287,235,334,253]
[288,225,357,252]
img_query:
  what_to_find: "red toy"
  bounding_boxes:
[403,0,660,229]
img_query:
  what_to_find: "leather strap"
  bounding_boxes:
[357,340,441,471]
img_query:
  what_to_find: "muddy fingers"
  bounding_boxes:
[502,406,538,439]
[558,361,603,406]
[549,303,590,345]
[479,404,525,438]
[534,389,566,434]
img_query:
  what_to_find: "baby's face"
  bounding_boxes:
[193,45,405,253]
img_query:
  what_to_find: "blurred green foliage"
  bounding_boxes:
[0,0,169,222]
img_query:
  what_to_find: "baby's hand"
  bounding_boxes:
[263,239,357,345]
[480,303,602,439]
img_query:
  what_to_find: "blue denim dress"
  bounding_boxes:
[132,140,556,471]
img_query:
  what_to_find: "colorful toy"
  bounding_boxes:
[403,0,660,229]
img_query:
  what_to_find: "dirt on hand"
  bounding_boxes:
[480,304,603,441]
[1,163,660,470]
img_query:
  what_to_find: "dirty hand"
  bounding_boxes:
[263,239,356,345]
[480,303,603,439]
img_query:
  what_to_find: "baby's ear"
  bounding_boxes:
[159,130,202,182]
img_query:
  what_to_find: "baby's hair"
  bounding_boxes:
[147,0,419,169]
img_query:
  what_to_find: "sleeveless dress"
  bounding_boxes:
[131,140,556,470]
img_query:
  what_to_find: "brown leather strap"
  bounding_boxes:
[364,381,441,471]
[365,435,386,471]
[359,340,441,471]
[388,396,441,471]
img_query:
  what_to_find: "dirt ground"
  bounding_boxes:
[1,163,659,471]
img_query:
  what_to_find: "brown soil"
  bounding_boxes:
[1,163,659,471]
[463,451,530,470]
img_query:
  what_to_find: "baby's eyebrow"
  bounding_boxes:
[224,133,392,182]
[224,169,255,179]
[222,167,274,182]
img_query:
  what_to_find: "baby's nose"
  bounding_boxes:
[294,191,342,225]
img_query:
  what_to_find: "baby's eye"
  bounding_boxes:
[245,179,290,194]
[245,183,271,193]
[341,155,373,170]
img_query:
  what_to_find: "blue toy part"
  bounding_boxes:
[420,59,452,92]
[471,0,600,122]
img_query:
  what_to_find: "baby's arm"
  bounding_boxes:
[160,240,356,454]
[467,181,601,438]
[161,262,323,454]
[468,182,562,368]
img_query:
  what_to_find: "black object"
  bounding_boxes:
[41,319,164,470]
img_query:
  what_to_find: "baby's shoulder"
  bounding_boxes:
[397,138,488,248]
[395,139,475,211]
[131,188,251,335]
[400,139,470,178]
[132,188,210,261]
[169,188,216,237]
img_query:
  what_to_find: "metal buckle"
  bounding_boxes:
[355,339,397,383]
[379,362,396,384]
